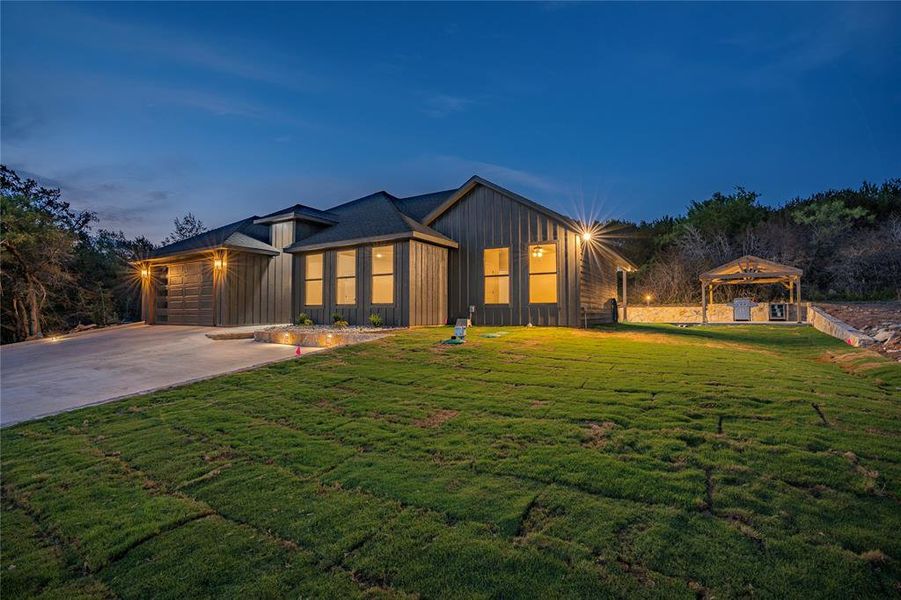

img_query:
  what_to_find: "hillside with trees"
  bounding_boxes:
[618,180,901,304]
[1,165,898,343]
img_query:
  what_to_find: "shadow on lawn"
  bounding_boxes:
[598,322,843,352]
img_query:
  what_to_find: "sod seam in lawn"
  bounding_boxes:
[2,325,899,599]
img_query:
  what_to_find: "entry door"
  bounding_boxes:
[166,261,214,325]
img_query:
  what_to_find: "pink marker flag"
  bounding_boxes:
[295,345,302,356]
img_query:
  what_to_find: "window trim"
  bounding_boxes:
[303,252,324,307]
[483,246,511,305]
[335,248,357,306]
[528,241,558,305]
[371,244,394,305]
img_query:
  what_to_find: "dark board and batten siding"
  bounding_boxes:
[409,240,448,326]
[580,251,619,324]
[217,222,294,326]
[295,241,412,327]
[430,185,581,327]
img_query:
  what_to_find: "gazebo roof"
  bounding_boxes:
[700,255,802,285]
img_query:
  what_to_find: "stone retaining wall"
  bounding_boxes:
[254,328,387,348]
[807,306,875,347]
[618,303,807,323]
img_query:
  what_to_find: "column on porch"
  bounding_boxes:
[701,280,707,324]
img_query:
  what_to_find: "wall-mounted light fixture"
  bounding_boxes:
[213,257,224,270]
[581,231,592,242]
[140,266,150,278]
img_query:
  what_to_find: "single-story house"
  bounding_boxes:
[138,175,635,328]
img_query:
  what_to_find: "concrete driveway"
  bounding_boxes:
[1,324,311,427]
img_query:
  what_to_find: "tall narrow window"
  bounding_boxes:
[304,253,323,306]
[336,249,356,305]
[483,247,510,304]
[529,243,557,303]
[371,244,394,304]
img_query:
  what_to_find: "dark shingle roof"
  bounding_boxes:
[254,203,338,225]
[150,217,277,258]
[284,191,457,252]
[391,189,456,222]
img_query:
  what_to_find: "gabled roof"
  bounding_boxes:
[148,217,278,260]
[422,175,579,229]
[254,203,338,225]
[145,175,639,270]
[700,255,802,284]
[284,191,459,252]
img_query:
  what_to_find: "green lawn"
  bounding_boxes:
[2,325,900,599]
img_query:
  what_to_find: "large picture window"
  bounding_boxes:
[483,247,510,304]
[371,244,394,304]
[304,253,323,306]
[528,243,557,304]
[336,249,356,305]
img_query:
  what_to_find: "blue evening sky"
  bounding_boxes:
[2,2,899,241]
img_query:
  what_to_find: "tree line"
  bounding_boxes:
[1,164,898,343]
[615,180,900,305]
[0,166,205,343]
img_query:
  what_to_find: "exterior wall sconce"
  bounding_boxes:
[140,266,150,279]
[581,231,592,242]
[213,257,224,270]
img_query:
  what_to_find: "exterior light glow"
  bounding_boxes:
[213,258,224,270]
[581,231,592,242]
[140,267,150,278]
[644,294,652,306]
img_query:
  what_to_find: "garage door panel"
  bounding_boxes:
[165,260,214,326]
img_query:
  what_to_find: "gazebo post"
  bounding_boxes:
[621,270,628,322]
[796,277,802,323]
[788,280,794,304]
[701,280,707,324]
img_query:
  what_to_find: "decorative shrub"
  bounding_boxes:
[368,313,383,327]
[331,312,344,324]
[295,312,314,326]
[334,320,349,328]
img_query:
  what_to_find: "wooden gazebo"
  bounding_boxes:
[700,255,803,323]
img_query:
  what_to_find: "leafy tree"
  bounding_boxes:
[0,166,95,339]
[161,212,207,246]
[682,187,767,238]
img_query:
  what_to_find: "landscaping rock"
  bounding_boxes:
[254,325,389,348]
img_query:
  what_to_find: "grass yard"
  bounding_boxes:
[2,325,900,599]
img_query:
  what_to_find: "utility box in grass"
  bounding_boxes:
[454,318,468,339]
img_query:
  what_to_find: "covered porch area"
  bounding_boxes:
[700,255,804,324]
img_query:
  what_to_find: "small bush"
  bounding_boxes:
[369,313,383,327]
[334,320,349,328]
[331,312,343,324]
[295,313,314,326]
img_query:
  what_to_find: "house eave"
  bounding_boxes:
[137,244,278,264]
[285,231,459,253]
[253,213,338,226]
